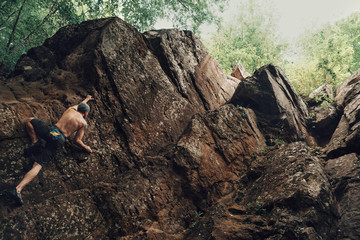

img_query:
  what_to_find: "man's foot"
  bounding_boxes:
[9,188,24,206]
[24,141,43,157]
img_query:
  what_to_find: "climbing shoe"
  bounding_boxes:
[9,188,24,206]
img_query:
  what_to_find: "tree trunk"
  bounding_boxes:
[7,0,27,50]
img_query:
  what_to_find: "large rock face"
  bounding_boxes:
[172,105,266,210]
[325,153,360,239]
[1,17,360,240]
[320,71,360,240]
[230,64,309,144]
[325,70,360,158]
[0,17,239,239]
[186,142,338,240]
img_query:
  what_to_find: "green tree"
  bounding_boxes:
[0,0,83,70]
[205,0,286,74]
[336,12,360,72]
[287,21,355,96]
[0,0,228,72]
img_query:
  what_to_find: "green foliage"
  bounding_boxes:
[274,139,286,147]
[315,93,334,107]
[0,0,83,70]
[204,0,286,74]
[195,210,204,218]
[331,12,360,73]
[308,146,322,153]
[190,210,204,227]
[286,13,359,96]
[122,0,227,32]
[284,60,320,96]
[0,0,228,71]
[239,109,247,118]
[246,196,266,214]
[305,112,316,124]
[204,4,360,97]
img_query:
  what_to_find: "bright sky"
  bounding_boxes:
[155,0,360,43]
[202,0,360,42]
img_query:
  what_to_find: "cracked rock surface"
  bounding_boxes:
[1,17,360,240]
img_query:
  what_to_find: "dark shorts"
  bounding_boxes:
[30,118,66,166]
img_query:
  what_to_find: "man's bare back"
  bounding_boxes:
[55,106,92,153]
[55,108,87,138]
[55,95,94,153]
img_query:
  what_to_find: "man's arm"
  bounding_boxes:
[74,125,92,153]
[81,95,94,104]
[70,95,94,110]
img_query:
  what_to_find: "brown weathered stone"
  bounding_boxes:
[231,60,251,81]
[307,104,340,145]
[306,84,340,145]
[325,153,360,239]
[144,29,237,111]
[335,69,360,109]
[0,17,240,239]
[326,70,360,158]
[172,105,266,209]
[230,64,309,143]
[185,142,338,240]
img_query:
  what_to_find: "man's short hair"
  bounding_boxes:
[78,103,90,113]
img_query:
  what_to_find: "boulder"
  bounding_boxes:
[307,83,334,107]
[144,30,237,110]
[325,153,360,239]
[321,70,360,238]
[226,75,241,94]
[325,70,360,158]
[230,64,309,144]
[231,60,251,81]
[306,105,339,145]
[306,84,340,145]
[0,17,239,239]
[0,61,11,77]
[334,69,360,109]
[4,18,238,158]
[185,142,338,240]
[172,105,266,210]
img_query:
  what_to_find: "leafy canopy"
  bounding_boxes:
[286,13,359,96]
[0,0,228,71]
[204,0,360,97]
[204,0,286,74]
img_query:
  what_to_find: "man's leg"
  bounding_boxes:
[25,117,38,144]
[24,118,45,157]
[16,162,42,193]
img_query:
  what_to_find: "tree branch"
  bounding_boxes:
[176,0,201,23]
[23,0,63,42]
[0,10,16,29]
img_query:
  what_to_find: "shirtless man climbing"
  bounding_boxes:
[10,95,94,206]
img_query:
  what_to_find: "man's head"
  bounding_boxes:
[78,103,90,116]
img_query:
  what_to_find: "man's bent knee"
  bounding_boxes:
[33,162,42,169]
[26,117,34,124]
